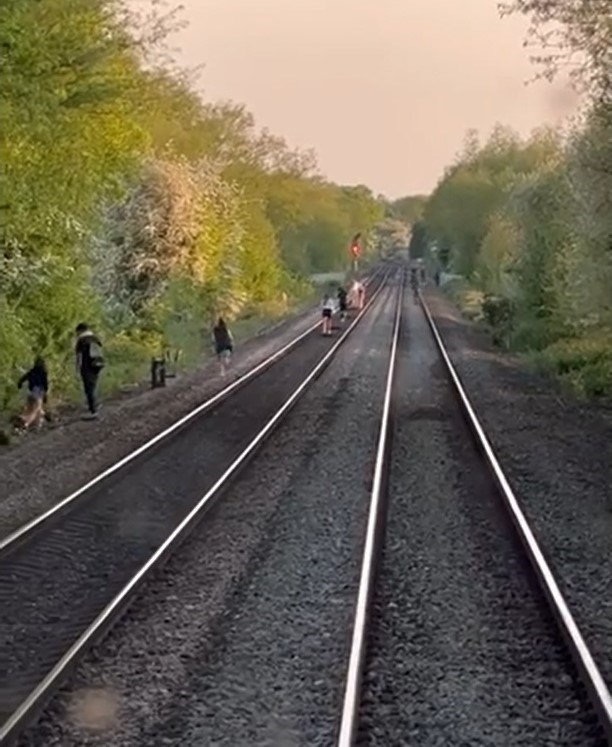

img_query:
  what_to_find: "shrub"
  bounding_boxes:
[534,330,612,398]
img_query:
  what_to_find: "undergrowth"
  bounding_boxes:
[0,289,315,445]
[442,280,612,399]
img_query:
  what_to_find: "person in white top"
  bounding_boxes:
[321,293,335,336]
[351,280,365,311]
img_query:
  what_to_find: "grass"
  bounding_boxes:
[440,276,612,399]
[442,278,485,322]
[0,290,317,445]
[101,293,317,398]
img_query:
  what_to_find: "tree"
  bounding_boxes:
[0,0,393,415]
[372,219,410,256]
[408,221,429,259]
[499,0,612,101]
[390,195,428,225]
[423,126,563,277]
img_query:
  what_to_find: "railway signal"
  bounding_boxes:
[350,233,361,271]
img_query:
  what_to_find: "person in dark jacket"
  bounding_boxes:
[212,317,234,376]
[75,322,104,418]
[337,285,348,322]
[17,356,48,429]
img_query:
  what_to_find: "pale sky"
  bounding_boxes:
[172,0,578,198]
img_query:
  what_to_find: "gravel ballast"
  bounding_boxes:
[0,297,328,538]
[16,275,400,746]
[425,291,612,693]
[358,294,603,745]
[1,279,390,729]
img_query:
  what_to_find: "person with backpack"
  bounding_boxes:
[16,356,49,430]
[75,322,104,419]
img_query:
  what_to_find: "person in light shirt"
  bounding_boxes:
[321,293,335,336]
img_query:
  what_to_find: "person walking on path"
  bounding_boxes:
[16,356,49,430]
[75,323,104,419]
[212,317,234,376]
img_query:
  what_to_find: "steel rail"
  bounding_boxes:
[419,291,612,744]
[0,270,394,746]
[0,271,381,555]
[336,269,403,747]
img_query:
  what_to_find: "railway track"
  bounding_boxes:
[337,281,612,745]
[0,270,381,547]
[5,264,611,745]
[0,269,389,745]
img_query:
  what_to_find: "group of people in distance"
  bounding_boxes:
[14,317,234,433]
[321,279,365,336]
[13,278,366,434]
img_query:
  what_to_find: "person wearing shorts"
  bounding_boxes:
[321,294,334,336]
[212,317,234,376]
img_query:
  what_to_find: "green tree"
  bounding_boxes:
[390,195,428,225]
[408,221,429,259]
[500,0,611,100]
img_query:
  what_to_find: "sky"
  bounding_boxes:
[171,0,579,198]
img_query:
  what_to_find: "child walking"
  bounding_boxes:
[212,317,234,376]
[17,356,49,430]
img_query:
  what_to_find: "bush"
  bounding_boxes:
[481,294,514,329]
[543,333,610,372]
[507,316,558,352]
[533,331,612,398]
[563,359,612,398]
[476,294,515,348]
[443,278,485,321]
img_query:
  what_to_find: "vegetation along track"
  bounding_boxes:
[0,268,390,745]
[337,284,612,746]
[0,269,381,546]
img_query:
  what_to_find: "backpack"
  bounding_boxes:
[89,338,105,371]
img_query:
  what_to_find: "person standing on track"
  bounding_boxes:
[212,317,234,376]
[354,280,365,311]
[321,293,335,336]
[337,285,348,322]
[75,323,104,419]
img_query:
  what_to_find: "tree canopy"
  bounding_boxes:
[0,0,384,412]
[420,1,612,394]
